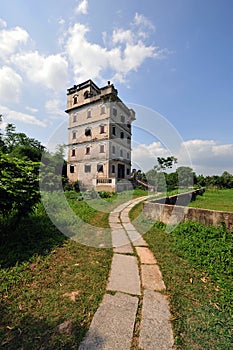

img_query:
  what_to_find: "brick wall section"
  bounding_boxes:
[143,189,233,230]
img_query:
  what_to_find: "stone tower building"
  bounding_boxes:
[65,79,135,192]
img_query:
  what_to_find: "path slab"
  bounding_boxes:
[107,254,141,295]
[109,223,123,229]
[111,229,131,248]
[79,292,138,350]
[120,214,131,223]
[141,265,166,291]
[126,230,148,247]
[123,223,136,231]
[136,247,157,264]
[133,237,149,247]
[139,290,174,350]
[114,244,134,254]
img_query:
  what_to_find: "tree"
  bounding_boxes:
[0,151,40,218]
[3,123,45,162]
[156,156,177,171]
[177,166,196,188]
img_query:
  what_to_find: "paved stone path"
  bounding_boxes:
[79,196,174,349]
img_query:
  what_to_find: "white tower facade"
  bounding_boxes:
[66,80,135,192]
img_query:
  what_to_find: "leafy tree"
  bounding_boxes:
[0,151,40,218]
[3,123,45,161]
[40,145,68,191]
[156,156,177,171]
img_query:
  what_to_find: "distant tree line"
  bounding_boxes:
[132,156,233,191]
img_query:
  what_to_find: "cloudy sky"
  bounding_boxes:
[0,0,232,175]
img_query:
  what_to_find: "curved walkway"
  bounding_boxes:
[79,196,174,350]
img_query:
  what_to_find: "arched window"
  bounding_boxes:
[84,91,89,99]
[97,163,104,172]
[71,149,76,157]
[100,125,105,134]
[85,128,91,137]
[120,132,124,139]
[73,114,77,123]
[87,109,91,118]
[86,146,91,155]
[73,95,78,104]
[72,131,76,139]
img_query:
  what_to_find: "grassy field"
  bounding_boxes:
[190,188,233,212]
[0,200,113,349]
[0,188,150,349]
[130,204,233,349]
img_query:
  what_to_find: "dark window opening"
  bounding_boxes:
[87,109,91,118]
[126,168,130,175]
[85,164,91,173]
[127,137,130,144]
[72,132,76,139]
[127,123,131,130]
[112,145,115,154]
[85,128,91,137]
[112,165,115,173]
[71,149,75,157]
[84,91,89,99]
[97,164,104,172]
[113,108,117,116]
[70,165,75,173]
[120,132,124,139]
[112,126,116,135]
[86,147,90,155]
[73,96,78,104]
[100,125,105,134]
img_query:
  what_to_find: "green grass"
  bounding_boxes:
[0,201,113,349]
[190,188,233,212]
[130,206,233,349]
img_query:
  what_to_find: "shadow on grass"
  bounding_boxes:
[0,302,89,349]
[0,204,67,268]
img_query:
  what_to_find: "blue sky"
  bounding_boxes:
[0,0,232,175]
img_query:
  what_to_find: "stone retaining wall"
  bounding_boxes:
[143,189,233,230]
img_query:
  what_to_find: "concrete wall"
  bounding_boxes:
[143,191,233,230]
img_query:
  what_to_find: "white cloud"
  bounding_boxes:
[132,141,170,171]
[0,25,29,61]
[25,106,38,113]
[45,98,65,117]
[134,13,155,30]
[65,18,162,83]
[132,139,233,175]
[75,0,88,15]
[0,66,23,103]
[112,29,134,44]
[0,18,7,28]
[0,105,46,127]
[11,51,68,90]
